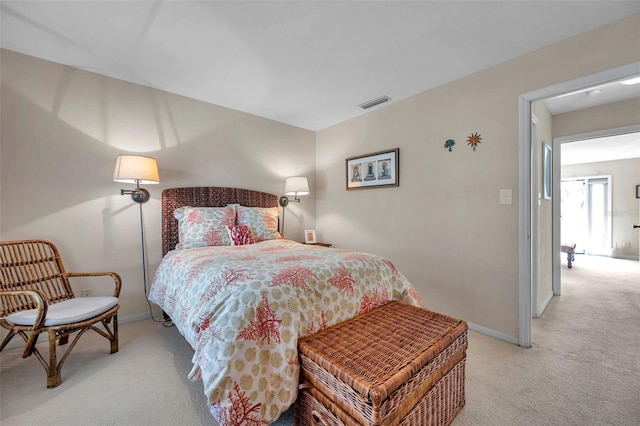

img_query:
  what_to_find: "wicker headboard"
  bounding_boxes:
[161,187,279,256]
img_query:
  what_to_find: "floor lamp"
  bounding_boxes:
[113,155,160,301]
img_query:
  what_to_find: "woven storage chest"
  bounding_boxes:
[295,302,468,426]
[296,359,466,426]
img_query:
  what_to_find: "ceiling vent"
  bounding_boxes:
[359,95,391,110]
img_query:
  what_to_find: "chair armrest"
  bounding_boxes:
[65,272,122,298]
[1,290,48,357]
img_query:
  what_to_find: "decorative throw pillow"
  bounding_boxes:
[174,206,236,249]
[236,206,282,242]
[226,225,255,246]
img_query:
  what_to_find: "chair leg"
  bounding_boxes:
[47,330,62,388]
[13,312,119,388]
[0,329,17,352]
[110,315,119,354]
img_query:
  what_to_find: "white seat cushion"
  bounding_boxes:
[7,297,118,327]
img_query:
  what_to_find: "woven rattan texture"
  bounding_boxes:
[0,239,73,309]
[397,359,466,426]
[296,359,466,426]
[161,187,278,256]
[300,331,466,425]
[0,239,121,388]
[295,387,357,426]
[298,302,467,426]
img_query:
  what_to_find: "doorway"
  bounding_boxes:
[518,61,640,348]
[552,127,640,297]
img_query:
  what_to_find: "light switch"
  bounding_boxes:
[499,189,512,205]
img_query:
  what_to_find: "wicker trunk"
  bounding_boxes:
[295,302,467,426]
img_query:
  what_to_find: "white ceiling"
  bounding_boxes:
[2,1,640,131]
[561,132,640,165]
[544,78,640,115]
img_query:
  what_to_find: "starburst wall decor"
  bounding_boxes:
[444,139,455,152]
[467,133,482,151]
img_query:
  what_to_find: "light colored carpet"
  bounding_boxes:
[1,255,638,425]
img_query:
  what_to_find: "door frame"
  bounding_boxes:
[517,61,640,348]
[531,114,541,317]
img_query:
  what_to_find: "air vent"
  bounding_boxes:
[359,95,391,110]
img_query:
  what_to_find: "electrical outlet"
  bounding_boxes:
[499,189,512,205]
[81,289,92,297]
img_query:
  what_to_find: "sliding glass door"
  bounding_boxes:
[560,176,611,254]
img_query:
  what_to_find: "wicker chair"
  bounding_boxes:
[0,239,121,388]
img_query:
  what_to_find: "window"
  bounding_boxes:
[561,176,611,253]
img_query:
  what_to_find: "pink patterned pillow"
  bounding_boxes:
[226,225,255,246]
[236,206,282,242]
[174,206,236,249]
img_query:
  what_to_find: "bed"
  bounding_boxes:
[149,187,423,425]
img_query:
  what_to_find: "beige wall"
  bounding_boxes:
[0,50,316,324]
[561,158,640,258]
[553,97,640,138]
[316,14,640,341]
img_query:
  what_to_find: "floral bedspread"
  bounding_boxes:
[149,239,423,426]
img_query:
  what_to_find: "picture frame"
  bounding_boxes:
[346,148,399,190]
[304,229,317,244]
[636,185,640,199]
[543,143,552,200]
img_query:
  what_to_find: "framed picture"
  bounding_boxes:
[304,230,317,244]
[636,185,640,199]
[346,148,399,190]
[543,143,552,200]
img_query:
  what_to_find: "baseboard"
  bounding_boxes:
[6,309,524,353]
[581,252,639,261]
[1,309,164,351]
[119,309,165,325]
[467,322,520,345]
[615,254,639,261]
[534,292,554,318]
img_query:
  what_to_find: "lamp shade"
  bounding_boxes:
[113,155,160,184]
[284,176,309,196]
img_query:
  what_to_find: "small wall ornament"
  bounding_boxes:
[467,132,482,151]
[444,139,455,152]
